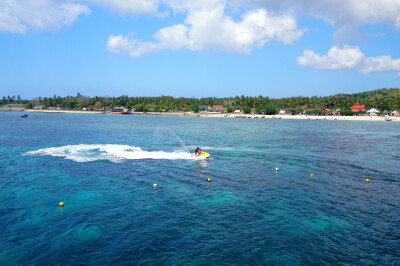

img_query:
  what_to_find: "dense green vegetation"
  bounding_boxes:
[1,88,400,114]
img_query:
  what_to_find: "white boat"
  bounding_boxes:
[385,115,392,121]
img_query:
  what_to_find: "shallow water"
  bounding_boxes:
[1,112,399,264]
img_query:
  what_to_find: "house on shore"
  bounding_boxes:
[350,102,365,112]
[278,109,292,115]
[199,105,211,112]
[112,107,124,112]
[367,108,379,116]
[212,105,226,113]
[390,110,400,117]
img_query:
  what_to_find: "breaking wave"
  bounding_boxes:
[24,144,199,163]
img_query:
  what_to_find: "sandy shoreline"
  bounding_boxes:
[4,108,398,121]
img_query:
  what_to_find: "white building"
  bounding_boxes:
[367,108,379,115]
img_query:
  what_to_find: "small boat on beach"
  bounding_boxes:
[21,114,28,118]
[385,115,392,121]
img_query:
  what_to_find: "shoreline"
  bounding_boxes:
[3,108,398,121]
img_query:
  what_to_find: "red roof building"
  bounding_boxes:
[350,102,365,112]
[213,106,223,109]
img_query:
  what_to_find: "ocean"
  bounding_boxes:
[1,112,399,264]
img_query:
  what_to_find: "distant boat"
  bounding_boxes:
[21,114,28,118]
[121,110,131,114]
[385,115,392,121]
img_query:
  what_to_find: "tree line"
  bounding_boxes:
[1,88,400,114]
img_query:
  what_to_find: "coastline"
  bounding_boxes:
[3,108,397,121]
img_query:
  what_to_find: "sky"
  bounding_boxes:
[0,0,400,99]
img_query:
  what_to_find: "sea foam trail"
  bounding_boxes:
[24,144,198,163]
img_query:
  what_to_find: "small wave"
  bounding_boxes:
[24,144,198,163]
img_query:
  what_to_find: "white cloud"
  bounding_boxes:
[107,25,191,56]
[2,0,400,39]
[87,0,161,16]
[0,0,90,33]
[0,9,25,33]
[297,45,400,75]
[230,0,400,42]
[106,0,304,56]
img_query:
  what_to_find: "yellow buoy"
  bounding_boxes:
[310,174,314,177]
[207,178,211,182]
[59,202,64,207]
[366,179,369,183]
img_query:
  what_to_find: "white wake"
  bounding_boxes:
[24,144,200,163]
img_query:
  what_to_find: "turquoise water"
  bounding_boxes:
[1,112,399,264]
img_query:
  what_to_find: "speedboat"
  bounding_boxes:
[21,114,28,118]
[385,115,392,121]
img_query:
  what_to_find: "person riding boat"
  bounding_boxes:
[194,147,202,157]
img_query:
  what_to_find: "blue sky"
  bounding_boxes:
[0,0,399,99]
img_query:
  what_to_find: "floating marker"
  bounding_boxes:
[59,202,64,207]
[207,178,211,182]
[310,174,314,177]
[153,183,157,188]
[276,168,279,171]
[366,179,369,183]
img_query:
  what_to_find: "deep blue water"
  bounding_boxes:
[1,112,399,265]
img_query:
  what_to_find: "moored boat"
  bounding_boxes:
[121,110,131,114]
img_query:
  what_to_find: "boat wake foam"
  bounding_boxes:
[24,144,198,163]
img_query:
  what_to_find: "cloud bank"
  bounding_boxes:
[231,0,400,42]
[0,0,90,33]
[2,0,400,37]
[107,4,304,56]
[297,45,400,74]
[1,0,400,73]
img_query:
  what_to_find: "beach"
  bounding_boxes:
[14,108,399,121]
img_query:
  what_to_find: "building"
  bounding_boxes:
[390,110,400,117]
[211,105,226,112]
[199,105,211,112]
[367,108,379,115]
[350,102,365,112]
[112,107,124,112]
[278,109,292,115]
